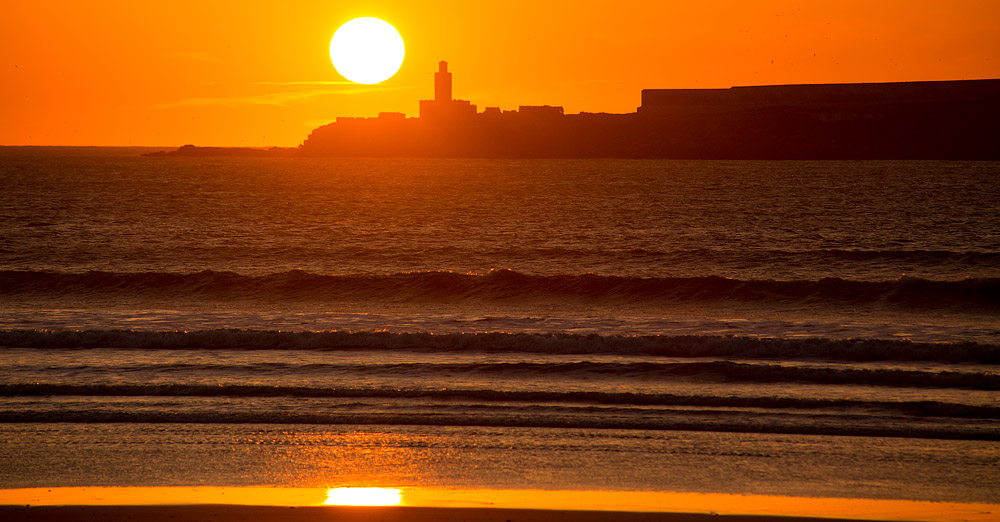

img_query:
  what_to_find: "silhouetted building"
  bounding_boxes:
[481,107,502,119]
[434,60,452,102]
[517,105,564,119]
[420,61,477,122]
[377,112,406,122]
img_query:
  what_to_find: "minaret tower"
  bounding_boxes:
[419,61,475,120]
[435,61,452,102]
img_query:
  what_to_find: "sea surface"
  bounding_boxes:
[0,147,998,504]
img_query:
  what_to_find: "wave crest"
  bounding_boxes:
[2,329,997,364]
[2,269,998,310]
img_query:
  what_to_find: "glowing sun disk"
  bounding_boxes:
[329,17,405,84]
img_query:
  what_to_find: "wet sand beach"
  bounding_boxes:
[0,505,937,522]
[1,488,996,522]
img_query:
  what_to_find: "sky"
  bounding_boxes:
[2,1,998,147]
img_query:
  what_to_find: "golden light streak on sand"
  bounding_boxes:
[0,487,995,522]
[0,487,328,506]
[325,488,402,506]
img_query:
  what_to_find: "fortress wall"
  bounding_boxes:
[639,89,734,114]
[641,79,1000,115]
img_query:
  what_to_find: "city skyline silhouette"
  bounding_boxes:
[151,61,1000,159]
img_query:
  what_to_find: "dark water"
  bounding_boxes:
[0,147,998,502]
[4,150,999,282]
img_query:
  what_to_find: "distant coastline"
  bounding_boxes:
[143,144,298,157]
[147,64,1000,160]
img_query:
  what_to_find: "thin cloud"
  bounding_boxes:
[253,80,355,86]
[153,85,413,109]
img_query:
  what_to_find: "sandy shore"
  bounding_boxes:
[0,505,871,522]
[1,488,996,522]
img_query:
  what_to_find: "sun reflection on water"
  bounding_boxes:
[324,487,403,506]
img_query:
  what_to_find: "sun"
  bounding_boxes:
[330,17,405,85]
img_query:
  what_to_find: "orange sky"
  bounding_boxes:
[3,1,998,147]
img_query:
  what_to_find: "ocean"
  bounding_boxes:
[0,147,998,504]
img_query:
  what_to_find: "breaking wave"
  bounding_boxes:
[1,383,996,440]
[14,360,998,389]
[2,382,996,418]
[2,269,998,310]
[1,329,998,363]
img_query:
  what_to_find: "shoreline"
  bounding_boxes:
[1,503,997,522]
[0,488,996,522]
[0,505,874,522]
